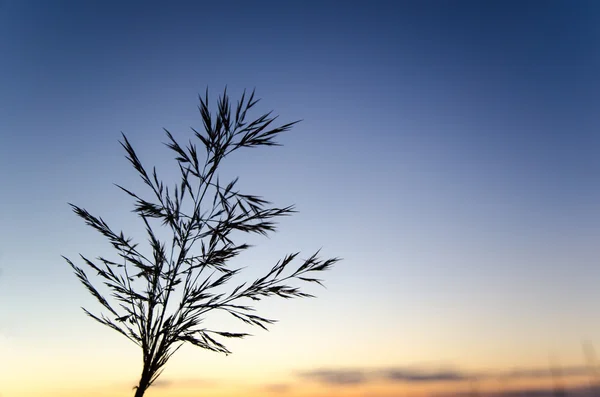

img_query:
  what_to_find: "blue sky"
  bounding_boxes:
[1,1,600,396]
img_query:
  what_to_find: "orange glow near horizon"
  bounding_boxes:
[1,370,597,397]
[3,332,599,397]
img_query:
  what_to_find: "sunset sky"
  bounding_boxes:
[1,1,600,396]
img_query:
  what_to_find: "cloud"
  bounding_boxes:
[499,365,589,379]
[297,367,466,386]
[262,383,291,393]
[434,383,600,397]
[151,378,216,389]
[296,364,593,386]
[297,369,369,385]
[151,380,173,388]
[382,368,469,383]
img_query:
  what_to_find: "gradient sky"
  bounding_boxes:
[1,1,600,396]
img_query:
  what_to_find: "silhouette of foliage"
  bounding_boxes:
[64,88,339,397]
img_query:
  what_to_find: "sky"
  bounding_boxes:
[1,0,600,396]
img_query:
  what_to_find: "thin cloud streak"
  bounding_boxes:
[382,368,469,383]
[435,384,600,397]
[297,369,368,385]
[262,383,292,393]
[297,364,592,386]
[151,378,217,389]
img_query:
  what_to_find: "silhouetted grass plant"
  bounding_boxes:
[64,88,339,397]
